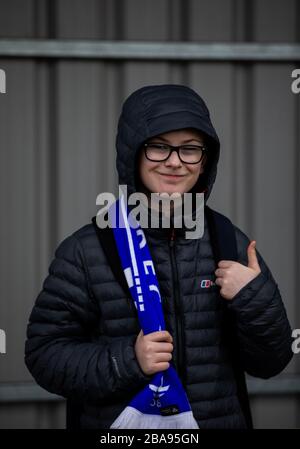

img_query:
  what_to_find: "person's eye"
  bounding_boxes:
[149,144,169,150]
[181,145,202,151]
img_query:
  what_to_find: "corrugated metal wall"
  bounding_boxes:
[0,0,299,428]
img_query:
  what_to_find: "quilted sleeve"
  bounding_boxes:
[24,234,152,404]
[226,226,294,379]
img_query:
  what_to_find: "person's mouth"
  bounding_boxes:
[158,173,185,179]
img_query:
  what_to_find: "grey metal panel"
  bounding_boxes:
[188,0,235,41]
[0,383,63,403]
[254,0,297,42]
[188,63,236,215]
[247,0,299,429]
[55,60,120,239]
[250,397,299,429]
[0,59,41,383]
[233,64,256,231]
[247,376,300,396]
[123,0,170,41]
[34,0,52,39]
[34,61,57,279]
[251,0,298,375]
[187,0,235,216]
[0,402,66,429]
[122,62,170,101]
[57,0,107,39]
[252,64,297,332]
[0,0,36,38]
[55,1,120,241]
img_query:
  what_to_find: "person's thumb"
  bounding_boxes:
[247,240,260,272]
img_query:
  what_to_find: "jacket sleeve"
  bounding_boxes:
[226,226,294,379]
[25,234,152,404]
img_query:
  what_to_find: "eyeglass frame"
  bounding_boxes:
[143,142,207,165]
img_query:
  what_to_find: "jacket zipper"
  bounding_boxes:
[169,227,185,387]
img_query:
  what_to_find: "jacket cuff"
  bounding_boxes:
[109,335,153,388]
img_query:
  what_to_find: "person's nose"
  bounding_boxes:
[164,150,182,168]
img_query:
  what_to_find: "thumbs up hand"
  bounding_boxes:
[214,240,261,300]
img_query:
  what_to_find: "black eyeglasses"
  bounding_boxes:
[144,143,206,164]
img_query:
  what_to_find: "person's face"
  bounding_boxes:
[138,128,206,196]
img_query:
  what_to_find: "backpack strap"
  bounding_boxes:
[205,205,253,429]
[91,216,131,299]
[204,205,238,261]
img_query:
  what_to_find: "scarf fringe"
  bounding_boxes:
[110,406,199,429]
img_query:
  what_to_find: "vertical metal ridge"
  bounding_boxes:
[115,0,124,41]
[33,61,41,280]
[244,0,254,235]
[47,0,57,39]
[294,0,300,428]
[47,0,58,250]
[244,0,253,42]
[294,0,300,407]
[33,0,41,277]
[179,0,189,43]
[180,0,190,86]
[244,64,254,236]
[231,66,238,222]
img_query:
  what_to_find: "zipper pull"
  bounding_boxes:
[169,228,176,247]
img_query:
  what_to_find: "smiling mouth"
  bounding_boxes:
[159,173,185,178]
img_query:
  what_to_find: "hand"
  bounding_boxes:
[214,240,261,301]
[134,329,173,376]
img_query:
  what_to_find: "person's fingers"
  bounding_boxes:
[154,362,170,372]
[215,277,223,287]
[145,331,173,343]
[152,342,173,353]
[155,352,172,363]
[215,268,226,277]
[247,240,260,272]
[218,260,234,268]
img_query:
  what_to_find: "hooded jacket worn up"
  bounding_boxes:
[25,85,294,429]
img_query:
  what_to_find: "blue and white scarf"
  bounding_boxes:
[109,195,199,429]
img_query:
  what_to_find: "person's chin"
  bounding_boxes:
[161,186,184,196]
[151,179,184,195]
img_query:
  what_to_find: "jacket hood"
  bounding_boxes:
[116,84,220,203]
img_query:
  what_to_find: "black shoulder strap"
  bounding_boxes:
[205,205,253,429]
[205,205,238,261]
[91,216,131,298]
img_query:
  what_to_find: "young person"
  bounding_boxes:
[25,84,293,429]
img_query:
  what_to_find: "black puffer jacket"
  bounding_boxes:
[25,85,293,429]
